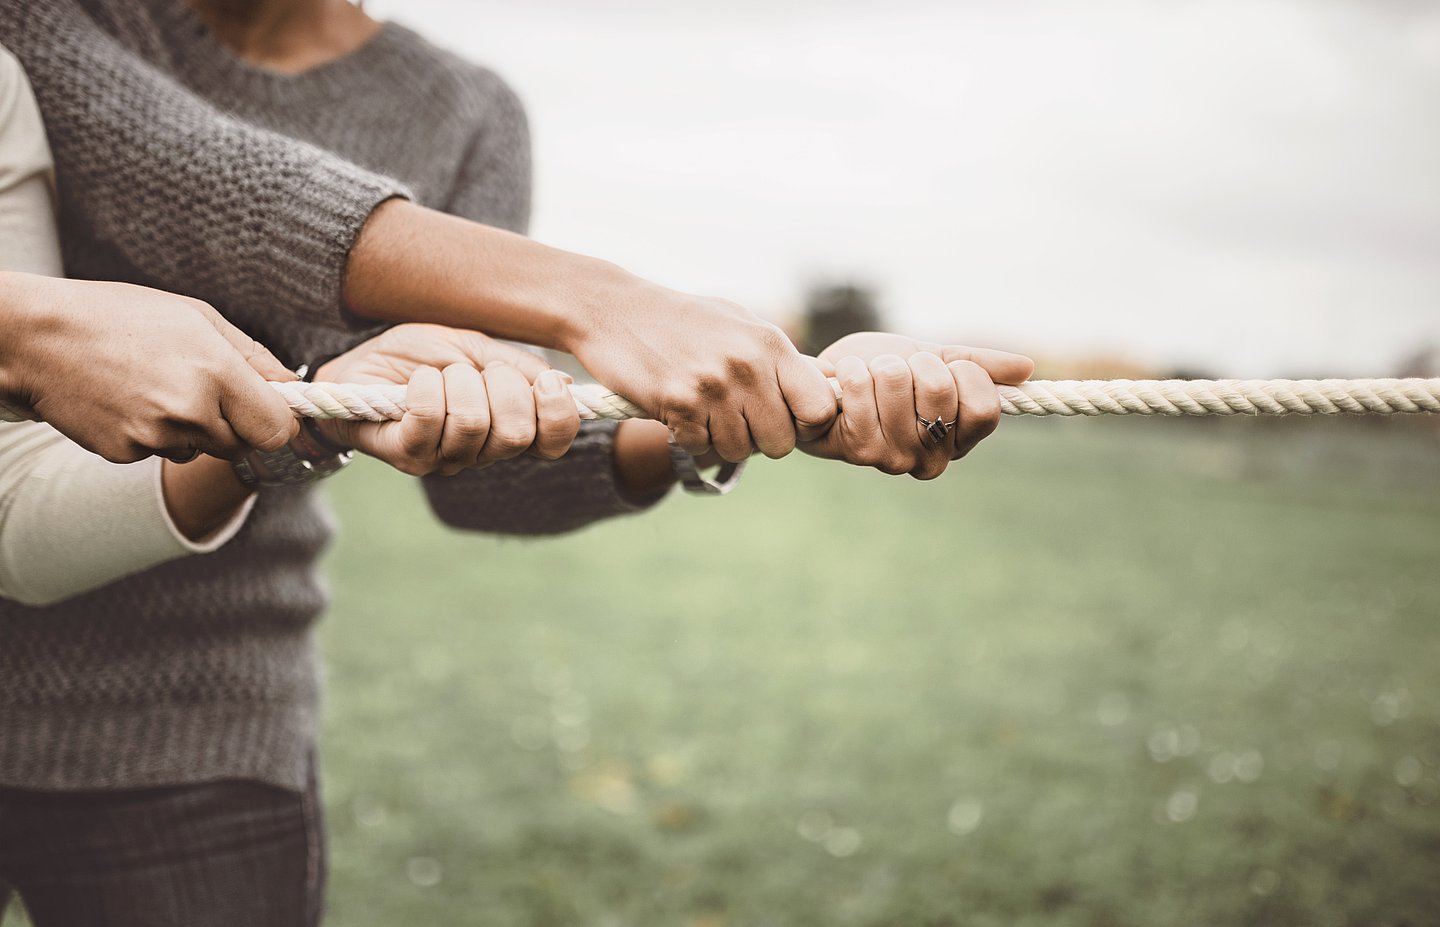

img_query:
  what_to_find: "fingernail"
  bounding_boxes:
[537,371,565,396]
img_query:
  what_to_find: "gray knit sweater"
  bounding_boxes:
[0,0,659,791]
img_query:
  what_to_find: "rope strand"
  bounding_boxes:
[3,378,1435,426]
[268,377,1440,422]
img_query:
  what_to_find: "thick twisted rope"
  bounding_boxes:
[2,378,1435,426]
[267,377,1440,421]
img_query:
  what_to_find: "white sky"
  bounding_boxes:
[368,0,1440,376]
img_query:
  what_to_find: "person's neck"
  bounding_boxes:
[184,0,380,75]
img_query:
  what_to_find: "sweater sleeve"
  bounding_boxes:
[0,45,61,281]
[0,0,410,334]
[0,41,254,606]
[422,67,668,535]
[0,422,253,606]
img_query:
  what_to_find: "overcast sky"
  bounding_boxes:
[368,0,1440,376]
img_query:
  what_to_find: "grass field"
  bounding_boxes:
[8,416,1440,926]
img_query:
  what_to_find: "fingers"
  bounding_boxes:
[744,381,798,461]
[390,364,449,474]
[447,328,553,382]
[216,366,300,455]
[948,359,1002,460]
[478,363,537,464]
[709,408,753,464]
[436,363,492,474]
[667,417,711,458]
[870,354,921,476]
[530,370,581,460]
[777,349,840,443]
[833,355,882,459]
[940,345,1035,386]
[908,352,959,480]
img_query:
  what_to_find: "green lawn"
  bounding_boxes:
[9,416,1440,926]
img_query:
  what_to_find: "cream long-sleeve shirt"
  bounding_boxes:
[0,44,251,606]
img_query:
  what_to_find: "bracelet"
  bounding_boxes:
[667,435,745,496]
[232,436,353,487]
[233,357,354,487]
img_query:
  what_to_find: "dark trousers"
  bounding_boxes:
[0,767,325,927]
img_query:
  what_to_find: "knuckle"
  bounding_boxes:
[249,419,295,453]
[964,402,1001,440]
[694,373,728,404]
[107,441,149,464]
[395,458,432,477]
[485,426,533,455]
[400,430,436,461]
[849,447,881,468]
[871,364,911,386]
[878,459,910,477]
[759,324,790,350]
[911,459,948,481]
[205,434,246,460]
[660,388,700,418]
[437,446,472,468]
[759,437,796,460]
[446,412,491,442]
[134,422,176,454]
[723,356,760,388]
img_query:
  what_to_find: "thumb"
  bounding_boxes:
[454,329,553,383]
[940,346,1035,386]
[218,364,299,453]
[779,352,840,442]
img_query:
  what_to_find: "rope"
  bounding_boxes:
[266,377,1440,422]
[3,378,1435,426]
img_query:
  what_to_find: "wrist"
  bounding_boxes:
[232,424,354,487]
[613,420,676,500]
[557,256,643,355]
[0,272,52,401]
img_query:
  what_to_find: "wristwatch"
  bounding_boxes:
[232,420,353,487]
[667,435,745,496]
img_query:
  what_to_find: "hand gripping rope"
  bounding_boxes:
[2,378,1437,426]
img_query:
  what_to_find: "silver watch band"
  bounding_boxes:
[667,435,745,496]
[232,422,354,487]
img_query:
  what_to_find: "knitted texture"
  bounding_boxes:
[0,0,655,792]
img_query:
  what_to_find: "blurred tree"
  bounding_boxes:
[801,282,884,356]
[1397,344,1438,378]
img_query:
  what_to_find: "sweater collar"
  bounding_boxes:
[145,0,405,107]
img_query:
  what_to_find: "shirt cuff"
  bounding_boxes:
[150,459,256,553]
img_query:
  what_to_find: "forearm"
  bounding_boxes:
[160,456,254,544]
[344,200,636,352]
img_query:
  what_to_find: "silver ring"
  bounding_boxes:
[162,446,201,464]
[917,414,957,445]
